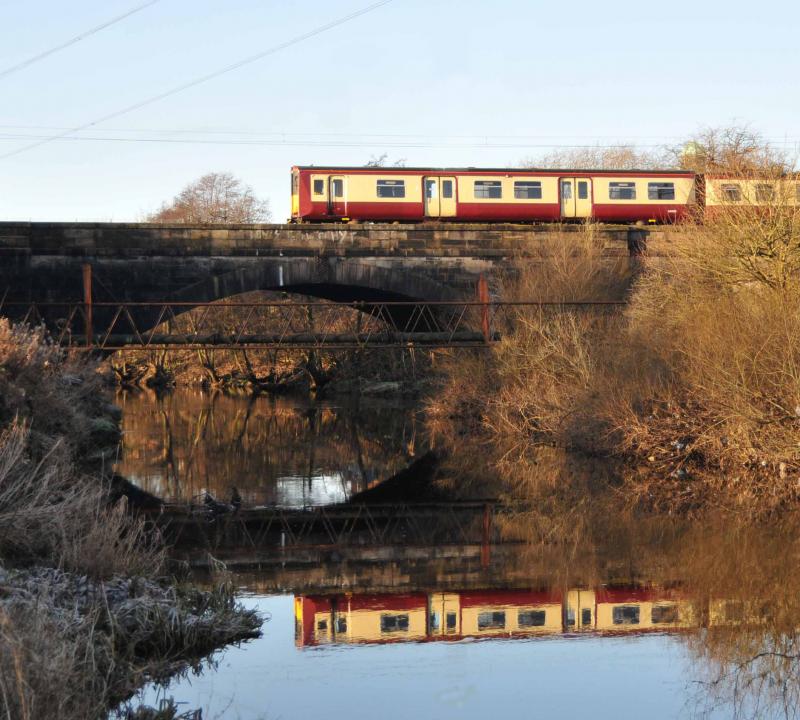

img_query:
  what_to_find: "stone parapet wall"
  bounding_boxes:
[0,221,678,259]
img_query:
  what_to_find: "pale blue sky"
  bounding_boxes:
[1,0,798,221]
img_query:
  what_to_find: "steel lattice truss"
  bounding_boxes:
[155,501,505,551]
[0,299,625,351]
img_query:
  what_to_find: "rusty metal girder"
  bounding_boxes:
[0,299,625,351]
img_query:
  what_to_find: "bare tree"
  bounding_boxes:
[522,145,668,171]
[364,153,407,168]
[148,172,271,223]
[667,124,791,174]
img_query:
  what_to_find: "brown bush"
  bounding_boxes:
[431,180,800,517]
[599,179,800,515]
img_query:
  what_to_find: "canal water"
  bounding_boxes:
[118,390,800,720]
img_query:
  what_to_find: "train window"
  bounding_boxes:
[313,179,325,195]
[518,610,546,627]
[578,181,589,200]
[317,620,327,631]
[377,179,406,198]
[756,184,774,202]
[721,183,742,202]
[446,612,457,631]
[561,182,572,200]
[648,182,675,200]
[474,180,502,199]
[430,612,440,631]
[566,608,575,627]
[426,180,438,199]
[380,614,410,632]
[514,181,542,200]
[442,180,454,199]
[609,182,636,200]
[292,173,299,194]
[477,611,506,630]
[651,604,679,624]
[332,179,344,198]
[582,608,592,626]
[612,605,640,625]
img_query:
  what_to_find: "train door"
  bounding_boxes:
[428,593,461,636]
[560,177,592,219]
[424,177,457,218]
[328,175,346,217]
[566,589,596,631]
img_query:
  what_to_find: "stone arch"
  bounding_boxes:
[171,257,463,305]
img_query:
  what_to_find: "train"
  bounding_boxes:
[290,166,799,224]
[294,587,697,647]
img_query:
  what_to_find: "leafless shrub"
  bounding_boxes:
[522,145,668,170]
[428,227,631,497]
[668,124,792,175]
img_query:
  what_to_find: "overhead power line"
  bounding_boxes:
[0,0,161,81]
[0,0,394,162]
[0,131,797,151]
[0,124,798,147]
[2,132,798,151]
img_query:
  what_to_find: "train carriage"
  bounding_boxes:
[291,166,696,224]
[294,587,698,647]
[703,174,800,210]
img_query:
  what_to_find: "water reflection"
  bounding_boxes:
[118,390,800,718]
[295,586,693,647]
[139,515,800,719]
[115,388,424,506]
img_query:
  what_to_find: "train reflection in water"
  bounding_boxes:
[295,586,708,647]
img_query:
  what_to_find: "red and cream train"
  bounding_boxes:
[290,165,798,224]
[295,586,765,647]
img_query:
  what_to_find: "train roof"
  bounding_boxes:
[293,165,695,175]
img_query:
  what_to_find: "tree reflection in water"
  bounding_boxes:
[114,388,424,507]
[434,439,800,719]
[119,389,800,718]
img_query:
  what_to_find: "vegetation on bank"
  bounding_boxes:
[0,320,261,719]
[429,176,800,518]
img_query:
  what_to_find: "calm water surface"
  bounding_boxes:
[119,390,800,719]
[116,388,424,506]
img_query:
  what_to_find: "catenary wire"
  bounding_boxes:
[0,0,394,162]
[0,1,161,81]
[0,132,797,151]
[0,124,798,144]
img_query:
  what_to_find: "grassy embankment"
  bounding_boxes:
[428,181,800,517]
[0,320,261,719]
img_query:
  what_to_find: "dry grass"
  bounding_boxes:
[0,400,162,579]
[0,568,261,720]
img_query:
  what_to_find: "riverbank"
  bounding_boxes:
[428,206,800,518]
[0,319,262,719]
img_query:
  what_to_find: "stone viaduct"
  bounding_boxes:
[0,221,666,335]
